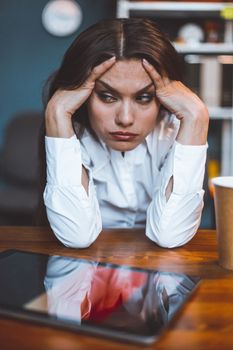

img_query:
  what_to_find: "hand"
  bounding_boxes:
[45,56,116,138]
[142,59,209,145]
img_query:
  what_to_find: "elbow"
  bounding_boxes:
[54,226,102,249]
[146,222,199,248]
[145,231,183,248]
[146,230,195,248]
[146,196,203,248]
[48,217,102,249]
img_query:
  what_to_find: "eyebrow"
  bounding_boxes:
[95,80,154,95]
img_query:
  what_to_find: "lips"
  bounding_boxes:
[110,131,138,136]
[109,131,139,141]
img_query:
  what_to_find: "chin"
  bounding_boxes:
[107,141,139,152]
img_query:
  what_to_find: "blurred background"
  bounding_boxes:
[0,0,232,228]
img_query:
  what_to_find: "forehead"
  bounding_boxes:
[98,59,152,91]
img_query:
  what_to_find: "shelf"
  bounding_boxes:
[117,1,233,17]
[173,42,233,54]
[208,107,233,119]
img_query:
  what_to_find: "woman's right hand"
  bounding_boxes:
[45,56,116,138]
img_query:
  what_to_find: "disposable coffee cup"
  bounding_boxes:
[212,176,233,270]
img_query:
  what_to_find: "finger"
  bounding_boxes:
[85,56,116,86]
[142,59,169,89]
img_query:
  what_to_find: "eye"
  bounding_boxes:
[136,93,155,104]
[97,92,117,103]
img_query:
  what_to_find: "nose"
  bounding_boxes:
[115,100,134,127]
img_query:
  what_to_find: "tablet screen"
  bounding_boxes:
[0,250,200,345]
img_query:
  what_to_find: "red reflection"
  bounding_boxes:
[45,261,147,323]
[88,267,147,322]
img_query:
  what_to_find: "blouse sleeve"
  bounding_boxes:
[146,138,207,248]
[43,135,102,248]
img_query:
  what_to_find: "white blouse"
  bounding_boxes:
[44,114,207,248]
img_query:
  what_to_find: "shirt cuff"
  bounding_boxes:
[161,141,207,195]
[45,135,82,186]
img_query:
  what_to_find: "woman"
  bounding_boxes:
[43,18,209,248]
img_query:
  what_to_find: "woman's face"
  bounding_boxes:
[87,59,161,151]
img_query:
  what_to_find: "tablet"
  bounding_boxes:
[0,250,200,345]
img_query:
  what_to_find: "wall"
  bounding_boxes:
[0,0,116,144]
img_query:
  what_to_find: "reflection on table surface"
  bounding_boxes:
[26,255,199,335]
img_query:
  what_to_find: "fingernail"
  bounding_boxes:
[109,56,116,61]
[142,58,150,65]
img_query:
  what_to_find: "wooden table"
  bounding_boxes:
[0,226,233,350]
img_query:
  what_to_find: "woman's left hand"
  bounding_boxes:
[142,59,209,145]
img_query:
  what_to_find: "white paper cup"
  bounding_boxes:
[212,176,233,270]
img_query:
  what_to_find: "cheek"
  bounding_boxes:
[143,117,156,133]
[141,105,160,130]
[88,98,117,133]
[87,102,117,142]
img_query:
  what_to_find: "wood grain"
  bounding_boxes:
[0,226,232,350]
